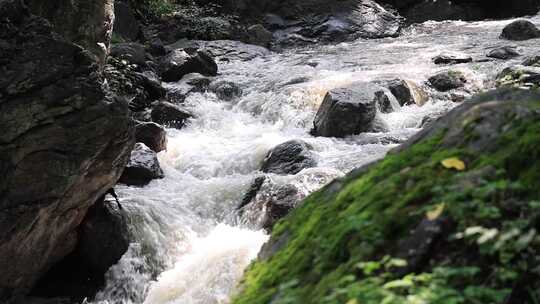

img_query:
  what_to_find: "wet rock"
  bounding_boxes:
[487,46,520,60]
[159,49,218,82]
[433,52,473,65]
[151,101,193,129]
[312,83,379,138]
[168,39,271,62]
[113,1,141,41]
[277,0,401,45]
[0,1,134,298]
[386,79,428,106]
[496,65,540,88]
[110,42,146,66]
[119,143,165,186]
[375,89,401,113]
[148,38,167,57]
[428,70,467,92]
[500,20,540,41]
[77,198,130,276]
[135,122,168,153]
[248,24,273,47]
[261,140,317,175]
[30,195,130,301]
[522,55,540,67]
[238,176,267,211]
[209,80,243,101]
[239,177,304,230]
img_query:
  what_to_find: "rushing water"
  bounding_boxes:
[92,15,540,304]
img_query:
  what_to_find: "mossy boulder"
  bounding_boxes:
[232,88,540,304]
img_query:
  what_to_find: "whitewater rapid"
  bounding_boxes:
[92,15,540,304]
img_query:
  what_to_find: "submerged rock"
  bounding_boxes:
[135,121,168,153]
[261,140,317,175]
[428,70,467,91]
[209,80,243,101]
[312,83,380,138]
[159,49,218,82]
[433,52,473,65]
[487,46,520,60]
[500,20,540,41]
[151,101,193,129]
[119,143,165,186]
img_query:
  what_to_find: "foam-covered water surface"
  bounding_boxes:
[92,15,540,304]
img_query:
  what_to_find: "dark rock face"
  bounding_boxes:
[151,101,193,129]
[433,52,473,65]
[119,143,165,186]
[27,0,114,65]
[428,71,467,91]
[30,196,130,301]
[110,42,147,66]
[261,140,317,175]
[77,199,130,277]
[135,122,168,153]
[0,1,134,298]
[487,46,520,60]
[500,20,540,41]
[113,1,141,41]
[312,83,379,138]
[386,79,428,106]
[159,49,218,82]
[209,80,243,101]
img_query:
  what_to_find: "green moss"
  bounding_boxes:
[232,99,540,304]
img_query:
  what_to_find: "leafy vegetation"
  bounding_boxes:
[232,94,540,304]
[129,0,177,19]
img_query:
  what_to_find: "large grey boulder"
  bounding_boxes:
[500,20,540,41]
[312,83,380,138]
[0,1,134,298]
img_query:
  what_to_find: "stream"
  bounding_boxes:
[92,15,540,304]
